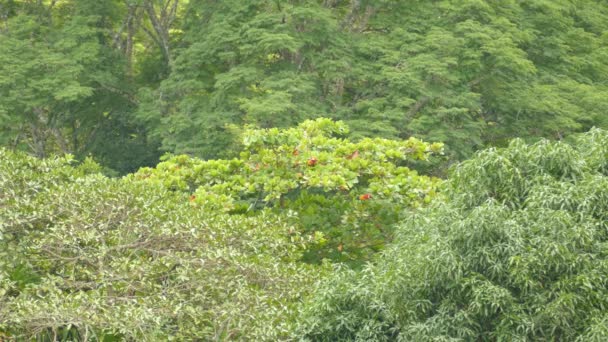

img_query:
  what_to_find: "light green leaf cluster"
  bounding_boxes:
[0,148,324,340]
[134,119,443,263]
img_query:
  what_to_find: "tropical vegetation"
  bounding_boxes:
[1,0,607,340]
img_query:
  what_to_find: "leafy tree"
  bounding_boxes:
[0,0,161,173]
[0,148,322,340]
[345,0,608,157]
[136,0,354,158]
[135,118,443,263]
[3,0,608,170]
[297,128,608,341]
[0,5,100,157]
[134,0,608,162]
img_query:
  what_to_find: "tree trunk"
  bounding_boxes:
[143,0,177,66]
[125,4,140,76]
[29,122,47,158]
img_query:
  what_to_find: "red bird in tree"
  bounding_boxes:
[359,193,372,201]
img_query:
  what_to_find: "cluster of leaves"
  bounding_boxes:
[345,0,608,155]
[134,118,443,264]
[297,128,608,341]
[0,148,324,340]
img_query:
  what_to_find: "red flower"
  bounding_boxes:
[307,157,318,167]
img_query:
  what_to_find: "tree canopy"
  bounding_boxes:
[134,118,443,263]
[2,0,607,171]
[297,128,608,341]
[1,0,608,340]
[0,120,441,339]
[139,0,608,160]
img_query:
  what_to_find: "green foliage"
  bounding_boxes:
[136,0,608,161]
[2,0,608,339]
[3,0,608,171]
[134,118,443,264]
[0,0,161,173]
[136,0,350,158]
[297,128,608,341]
[0,12,97,155]
[0,148,323,340]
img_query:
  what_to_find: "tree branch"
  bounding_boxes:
[144,0,172,64]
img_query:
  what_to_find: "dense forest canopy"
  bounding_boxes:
[1,0,608,341]
[1,0,607,171]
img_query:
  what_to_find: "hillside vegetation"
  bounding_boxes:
[1,0,607,171]
[2,125,607,340]
[1,0,608,341]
